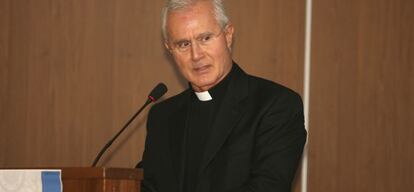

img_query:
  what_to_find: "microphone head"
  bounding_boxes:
[148,83,168,102]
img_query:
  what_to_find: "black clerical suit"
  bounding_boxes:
[141,63,307,192]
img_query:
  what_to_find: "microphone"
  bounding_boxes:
[91,83,168,167]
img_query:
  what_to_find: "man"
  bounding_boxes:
[141,0,307,191]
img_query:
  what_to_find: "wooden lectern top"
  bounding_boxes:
[61,167,143,192]
[62,167,143,180]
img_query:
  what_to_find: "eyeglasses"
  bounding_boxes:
[169,29,225,53]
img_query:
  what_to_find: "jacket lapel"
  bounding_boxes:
[197,65,249,178]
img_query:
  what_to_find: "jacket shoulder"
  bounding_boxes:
[247,75,302,103]
[149,88,190,114]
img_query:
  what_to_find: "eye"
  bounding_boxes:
[177,41,191,48]
[201,35,212,42]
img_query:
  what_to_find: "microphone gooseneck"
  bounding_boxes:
[91,83,168,167]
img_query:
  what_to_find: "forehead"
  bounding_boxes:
[166,1,220,39]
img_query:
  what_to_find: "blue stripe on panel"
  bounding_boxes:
[41,171,62,192]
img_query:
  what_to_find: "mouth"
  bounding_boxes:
[193,65,212,74]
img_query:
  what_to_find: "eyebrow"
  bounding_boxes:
[172,31,216,45]
[196,32,214,39]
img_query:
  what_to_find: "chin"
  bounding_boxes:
[193,80,217,91]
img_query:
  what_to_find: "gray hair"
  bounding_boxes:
[161,0,229,41]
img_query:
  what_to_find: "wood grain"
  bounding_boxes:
[308,0,414,191]
[227,0,305,94]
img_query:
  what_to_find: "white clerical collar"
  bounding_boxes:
[194,91,213,101]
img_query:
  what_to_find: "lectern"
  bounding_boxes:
[62,167,142,192]
[0,167,142,192]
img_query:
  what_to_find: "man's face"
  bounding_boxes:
[165,1,234,92]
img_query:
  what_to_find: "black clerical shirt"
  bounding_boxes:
[182,65,234,192]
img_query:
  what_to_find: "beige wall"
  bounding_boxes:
[1,0,413,191]
[308,0,414,191]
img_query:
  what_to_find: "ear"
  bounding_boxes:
[224,23,234,49]
[164,41,172,52]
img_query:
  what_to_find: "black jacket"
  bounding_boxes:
[141,64,307,192]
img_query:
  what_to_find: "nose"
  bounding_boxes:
[190,42,204,61]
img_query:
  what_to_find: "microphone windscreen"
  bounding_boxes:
[148,83,168,102]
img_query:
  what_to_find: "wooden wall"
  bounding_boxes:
[0,0,174,167]
[308,0,414,191]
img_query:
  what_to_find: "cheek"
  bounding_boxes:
[174,57,193,77]
[173,55,189,69]
[210,44,230,65]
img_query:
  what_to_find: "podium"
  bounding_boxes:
[61,167,143,192]
[0,167,142,192]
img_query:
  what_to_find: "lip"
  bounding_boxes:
[193,65,211,74]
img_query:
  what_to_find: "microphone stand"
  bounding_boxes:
[91,99,152,167]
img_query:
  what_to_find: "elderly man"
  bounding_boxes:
[141,0,307,191]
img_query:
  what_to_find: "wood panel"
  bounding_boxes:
[227,0,305,94]
[61,167,142,192]
[0,0,178,168]
[0,3,306,190]
[308,0,414,191]
[0,0,10,168]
